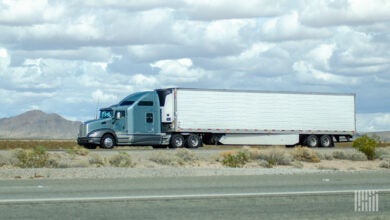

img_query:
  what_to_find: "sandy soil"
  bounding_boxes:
[0,147,389,180]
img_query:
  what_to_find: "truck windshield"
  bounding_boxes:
[100,110,113,119]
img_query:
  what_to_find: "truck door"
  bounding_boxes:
[113,110,126,134]
[135,101,156,133]
[133,99,161,144]
[145,112,155,133]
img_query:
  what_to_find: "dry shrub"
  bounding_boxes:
[220,150,249,168]
[240,146,261,160]
[379,160,390,168]
[109,152,133,167]
[352,135,377,160]
[13,146,49,168]
[0,154,16,167]
[375,147,390,160]
[258,159,273,168]
[257,148,292,166]
[290,147,320,163]
[291,161,304,168]
[0,155,7,166]
[332,151,347,160]
[149,151,181,166]
[350,152,367,161]
[66,146,89,156]
[0,140,76,150]
[88,153,105,167]
[317,152,333,160]
[174,148,196,162]
[332,150,367,161]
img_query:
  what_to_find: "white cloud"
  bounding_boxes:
[261,11,331,41]
[0,0,388,131]
[300,0,390,27]
[307,44,335,70]
[357,113,390,132]
[0,47,10,71]
[132,74,157,86]
[91,89,118,103]
[151,58,207,83]
[292,61,359,85]
[0,0,64,26]
[183,0,286,20]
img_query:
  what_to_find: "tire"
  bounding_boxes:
[170,134,185,148]
[319,135,333,148]
[187,134,202,148]
[306,135,319,148]
[100,134,115,149]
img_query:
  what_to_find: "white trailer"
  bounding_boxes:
[160,88,355,148]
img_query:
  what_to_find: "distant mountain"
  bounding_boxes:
[362,131,390,142]
[0,110,81,139]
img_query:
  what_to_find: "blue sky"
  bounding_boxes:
[0,0,389,131]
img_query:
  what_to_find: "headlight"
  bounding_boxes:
[88,131,100,138]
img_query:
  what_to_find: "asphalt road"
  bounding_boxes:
[0,172,389,220]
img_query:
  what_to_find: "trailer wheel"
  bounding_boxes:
[170,134,185,148]
[100,134,115,149]
[187,134,202,148]
[319,135,332,148]
[306,135,319,148]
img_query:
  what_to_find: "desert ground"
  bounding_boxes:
[0,143,389,180]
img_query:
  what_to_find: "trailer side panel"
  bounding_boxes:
[175,89,355,135]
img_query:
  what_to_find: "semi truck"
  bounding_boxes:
[77,88,355,149]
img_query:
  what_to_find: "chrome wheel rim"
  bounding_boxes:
[104,137,114,148]
[174,137,183,147]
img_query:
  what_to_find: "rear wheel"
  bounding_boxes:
[100,134,115,149]
[170,134,185,148]
[319,135,333,148]
[187,134,202,148]
[306,135,319,148]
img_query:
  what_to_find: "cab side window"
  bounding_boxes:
[146,113,153,123]
[115,111,126,118]
[138,101,154,106]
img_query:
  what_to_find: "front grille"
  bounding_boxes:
[79,124,87,137]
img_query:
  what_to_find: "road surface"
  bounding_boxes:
[0,172,389,219]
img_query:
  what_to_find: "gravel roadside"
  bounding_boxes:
[1,167,388,180]
[0,147,389,180]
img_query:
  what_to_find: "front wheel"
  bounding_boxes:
[100,134,115,149]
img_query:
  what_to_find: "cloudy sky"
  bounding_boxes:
[0,0,389,132]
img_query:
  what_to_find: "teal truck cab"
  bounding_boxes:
[77,90,171,149]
